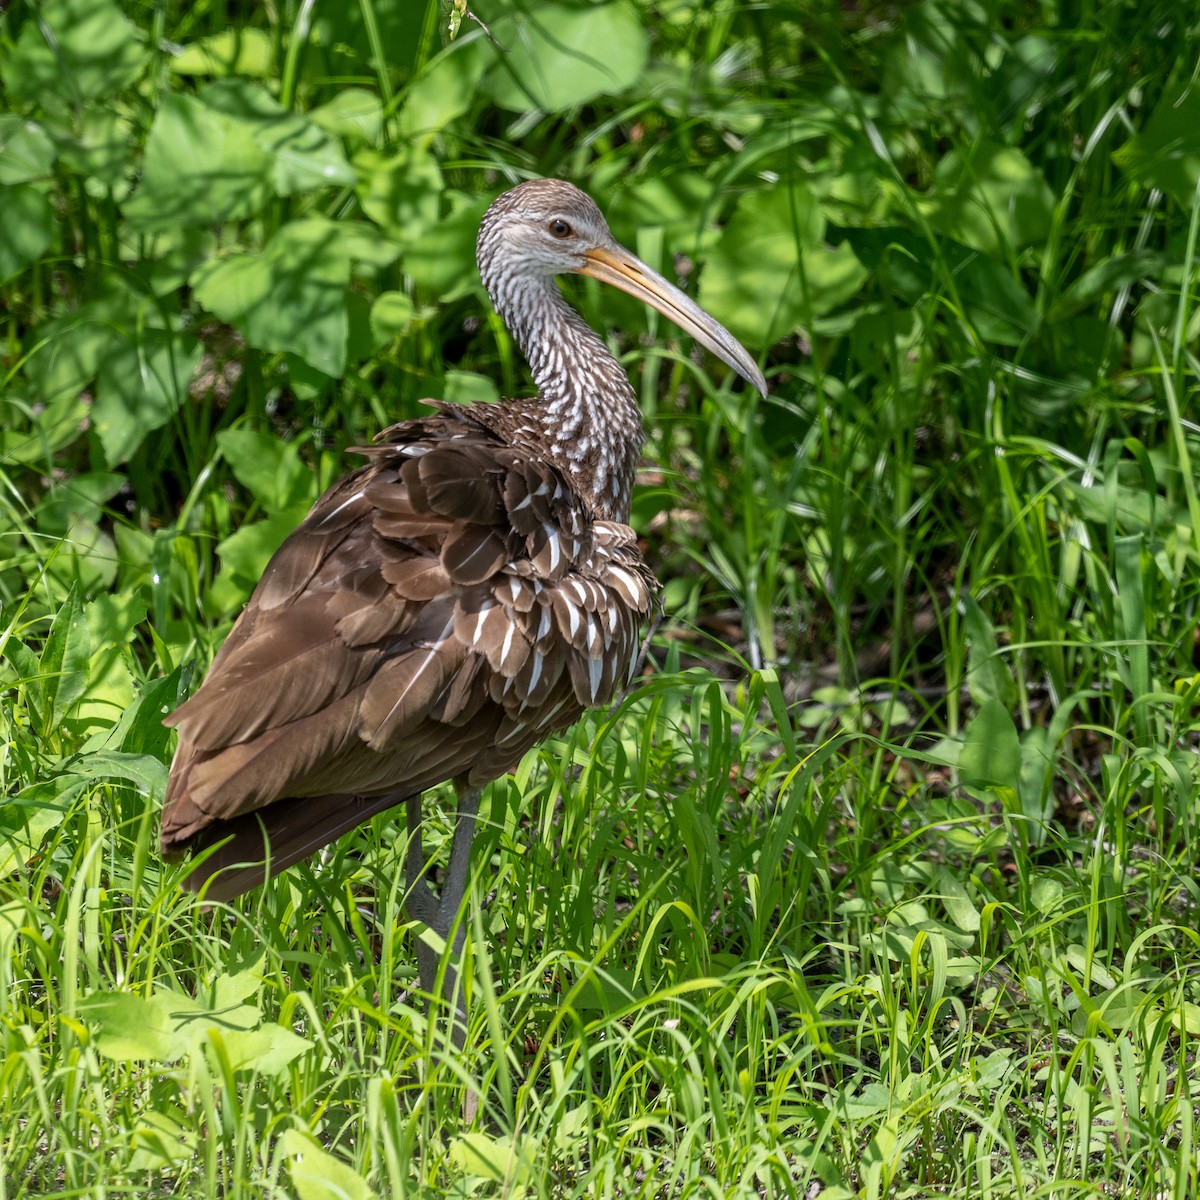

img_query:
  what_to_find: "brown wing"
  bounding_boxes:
[161,412,659,898]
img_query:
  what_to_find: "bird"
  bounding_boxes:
[160,177,767,1031]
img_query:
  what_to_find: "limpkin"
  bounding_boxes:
[161,178,766,1025]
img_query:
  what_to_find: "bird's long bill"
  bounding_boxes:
[579,245,768,397]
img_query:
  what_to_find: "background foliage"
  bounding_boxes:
[2,0,1200,1195]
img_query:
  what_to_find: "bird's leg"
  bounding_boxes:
[404,783,482,1120]
[437,783,480,1041]
[404,786,481,1006]
[404,794,439,1000]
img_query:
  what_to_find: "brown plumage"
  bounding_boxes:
[161,178,765,1022]
[162,408,657,892]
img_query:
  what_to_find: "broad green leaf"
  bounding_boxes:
[840,226,936,303]
[0,801,71,877]
[699,186,867,346]
[77,991,182,1061]
[128,227,217,298]
[995,35,1058,111]
[191,218,352,375]
[170,29,275,77]
[565,964,640,1013]
[94,330,203,467]
[400,195,489,299]
[1115,534,1149,668]
[1016,725,1055,836]
[306,2,424,73]
[355,145,444,244]
[930,142,1054,256]
[125,83,354,229]
[80,973,275,1065]
[283,354,338,401]
[39,587,90,727]
[25,470,122,596]
[840,226,1035,345]
[1055,480,1164,534]
[217,429,316,513]
[371,291,416,345]
[551,1104,591,1155]
[60,751,167,801]
[972,1050,1014,1088]
[448,1132,535,1187]
[35,472,125,535]
[320,221,403,269]
[311,88,385,144]
[839,1081,892,1119]
[847,307,920,384]
[1116,533,1152,746]
[962,593,1018,709]
[122,93,274,230]
[280,1131,376,1200]
[87,594,152,686]
[56,109,136,193]
[397,40,488,140]
[1050,249,1165,321]
[861,1118,901,1197]
[128,1112,195,1171]
[443,371,499,406]
[1169,1002,1200,1037]
[0,117,56,184]
[346,290,374,365]
[608,171,717,242]
[2,0,149,106]
[87,591,149,656]
[103,667,187,760]
[0,185,54,284]
[172,1001,261,1041]
[948,251,1035,345]
[214,1024,313,1076]
[199,79,356,195]
[484,2,648,113]
[209,969,265,1008]
[75,643,134,727]
[936,868,981,933]
[0,638,39,685]
[57,520,120,593]
[1114,82,1200,207]
[1030,876,1063,914]
[959,699,1021,795]
[880,24,955,111]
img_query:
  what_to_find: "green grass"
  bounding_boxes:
[3,0,1200,1195]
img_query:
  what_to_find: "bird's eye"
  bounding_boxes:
[548,218,573,238]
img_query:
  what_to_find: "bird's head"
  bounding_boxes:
[477,178,767,398]
[477,178,611,279]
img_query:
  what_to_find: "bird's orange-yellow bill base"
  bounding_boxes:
[579,244,767,398]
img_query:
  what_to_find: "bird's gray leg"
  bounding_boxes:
[404,784,482,1120]
[404,786,480,1008]
[441,784,481,1122]
[437,784,480,1041]
[405,794,439,1000]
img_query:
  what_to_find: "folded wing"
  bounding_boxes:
[161,411,659,898]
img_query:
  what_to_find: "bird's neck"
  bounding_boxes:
[495,278,644,523]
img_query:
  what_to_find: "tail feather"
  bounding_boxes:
[176,790,411,902]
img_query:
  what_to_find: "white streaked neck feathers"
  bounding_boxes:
[500,276,642,521]
[478,235,644,522]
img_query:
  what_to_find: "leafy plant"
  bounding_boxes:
[3,0,1200,1196]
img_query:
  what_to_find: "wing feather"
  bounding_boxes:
[162,413,661,899]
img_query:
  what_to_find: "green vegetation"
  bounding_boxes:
[3,0,1200,1194]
